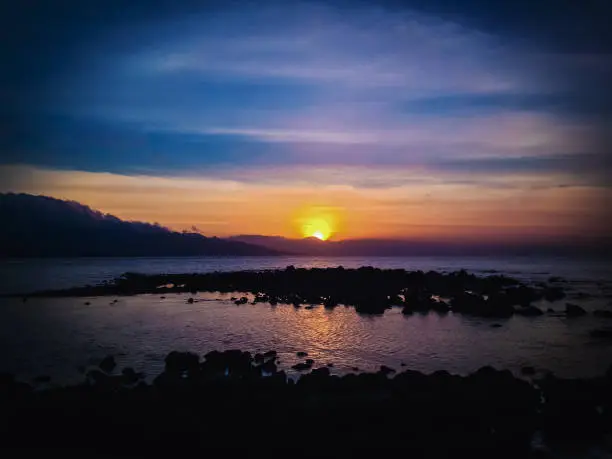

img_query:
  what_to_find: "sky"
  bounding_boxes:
[1,0,611,243]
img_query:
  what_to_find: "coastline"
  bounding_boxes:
[1,349,611,456]
[14,266,612,320]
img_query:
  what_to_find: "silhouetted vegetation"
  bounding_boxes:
[0,193,280,256]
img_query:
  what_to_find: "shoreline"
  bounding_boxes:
[1,349,611,456]
[11,266,612,320]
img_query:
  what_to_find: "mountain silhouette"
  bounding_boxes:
[0,193,281,257]
[229,234,609,257]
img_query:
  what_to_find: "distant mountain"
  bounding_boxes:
[0,193,281,257]
[229,234,609,257]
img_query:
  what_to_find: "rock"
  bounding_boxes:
[202,350,252,375]
[305,359,314,365]
[165,351,199,374]
[254,353,264,364]
[291,362,312,371]
[99,355,116,374]
[589,328,612,340]
[305,305,314,310]
[160,296,166,299]
[521,366,536,376]
[87,369,109,385]
[263,350,277,360]
[548,276,565,283]
[543,287,565,302]
[326,363,334,367]
[310,367,330,377]
[516,305,544,317]
[84,301,91,305]
[379,365,395,376]
[187,297,194,304]
[491,323,503,328]
[260,360,277,374]
[352,367,360,372]
[400,362,406,366]
[546,308,555,313]
[565,303,587,317]
[121,367,140,384]
[593,310,612,318]
[234,297,248,305]
[296,351,308,358]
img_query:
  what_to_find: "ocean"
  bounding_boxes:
[0,255,611,384]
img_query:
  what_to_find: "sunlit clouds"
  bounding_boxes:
[2,1,611,244]
[2,164,610,243]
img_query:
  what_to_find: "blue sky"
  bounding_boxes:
[1,0,611,241]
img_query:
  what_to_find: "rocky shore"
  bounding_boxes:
[17,266,611,319]
[1,349,611,456]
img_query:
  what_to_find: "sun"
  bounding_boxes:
[301,217,332,241]
[312,231,325,241]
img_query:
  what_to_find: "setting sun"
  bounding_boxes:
[301,217,332,241]
[312,231,325,240]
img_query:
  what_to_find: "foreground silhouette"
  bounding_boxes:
[1,349,611,456]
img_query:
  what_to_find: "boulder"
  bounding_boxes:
[565,303,587,317]
[296,351,308,358]
[516,306,544,317]
[99,355,116,374]
[121,367,140,384]
[291,362,312,371]
[593,310,612,318]
[521,366,536,376]
[263,350,277,360]
[543,287,565,302]
[589,328,612,340]
[260,360,277,374]
[165,351,200,374]
[379,365,395,376]
[310,367,330,377]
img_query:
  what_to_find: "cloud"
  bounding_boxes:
[2,164,609,241]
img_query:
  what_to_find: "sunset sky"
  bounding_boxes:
[2,0,611,243]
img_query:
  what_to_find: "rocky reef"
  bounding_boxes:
[16,266,601,320]
[1,350,611,456]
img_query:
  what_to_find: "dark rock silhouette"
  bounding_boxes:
[589,328,612,340]
[516,306,544,316]
[565,303,588,317]
[22,267,576,321]
[99,355,116,374]
[593,310,612,318]
[291,362,312,371]
[1,349,610,456]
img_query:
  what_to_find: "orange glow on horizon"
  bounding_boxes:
[3,165,610,245]
[297,208,339,240]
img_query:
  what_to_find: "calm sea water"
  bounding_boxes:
[0,256,611,384]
